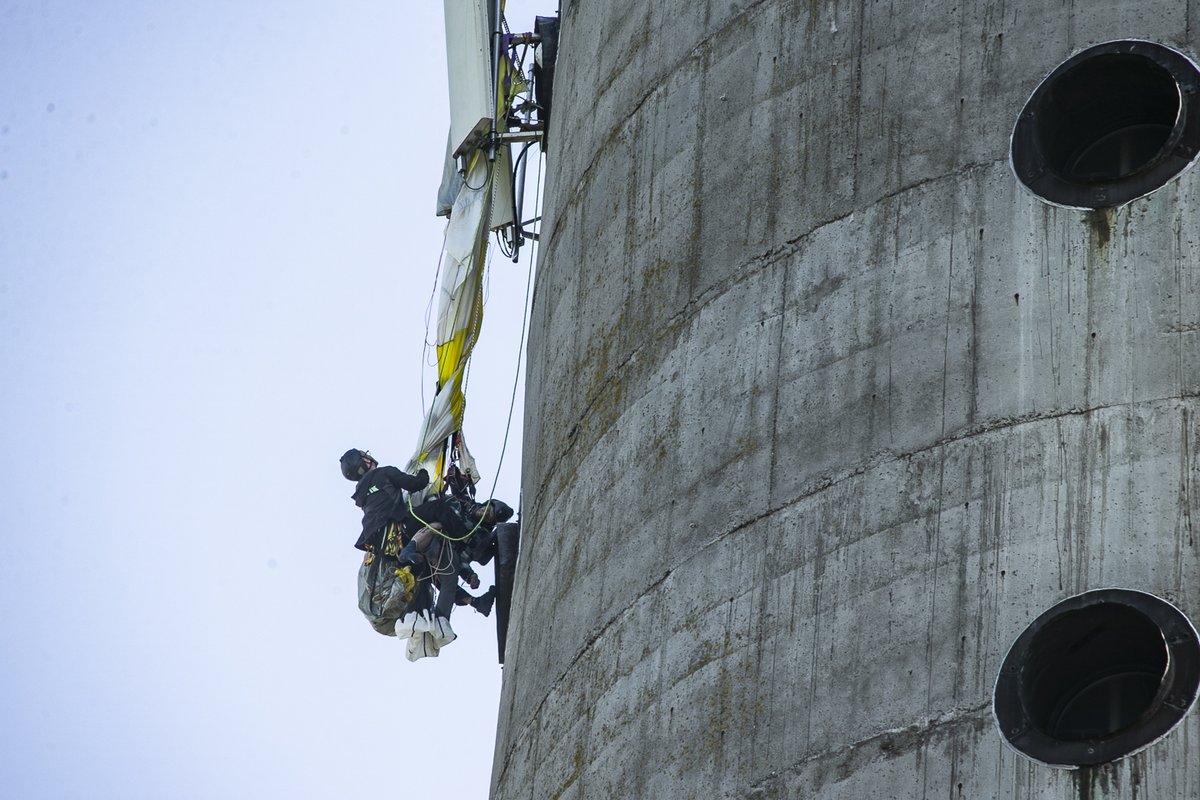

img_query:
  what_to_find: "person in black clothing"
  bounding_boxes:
[454,497,515,565]
[445,499,508,617]
[342,448,492,658]
[341,448,430,552]
[341,448,430,640]
[394,494,474,637]
[439,464,513,568]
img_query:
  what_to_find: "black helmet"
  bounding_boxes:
[340,448,375,481]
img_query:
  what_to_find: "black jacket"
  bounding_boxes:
[401,495,470,542]
[352,465,428,551]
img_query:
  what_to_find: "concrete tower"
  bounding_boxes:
[493,2,1200,797]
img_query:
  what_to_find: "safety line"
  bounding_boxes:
[481,141,542,517]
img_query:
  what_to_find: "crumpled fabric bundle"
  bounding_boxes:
[357,554,415,636]
[399,612,457,661]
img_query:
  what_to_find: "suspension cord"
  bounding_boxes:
[487,143,541,506]
[418,226,450,445]
[406,144,542,546]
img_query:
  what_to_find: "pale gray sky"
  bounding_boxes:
[0,2,548,797]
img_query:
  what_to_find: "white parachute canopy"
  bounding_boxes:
[406,0,523,493]
[406,153,493,489]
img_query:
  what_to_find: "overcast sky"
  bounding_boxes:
[0,2,549,797]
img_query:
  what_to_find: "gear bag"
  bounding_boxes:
[357,525,416,636]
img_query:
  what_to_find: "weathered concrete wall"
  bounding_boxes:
[493,1,1200,797]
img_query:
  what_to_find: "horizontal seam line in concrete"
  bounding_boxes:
[767,392,1200,520]
[740,159,1003,274]
[740,703,993,795]
[492,566,676,788]
[529,158,1005,514]
[509,395,1199,780]
[544,0,775,252]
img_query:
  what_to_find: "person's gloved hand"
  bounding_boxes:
[415,468,430,490]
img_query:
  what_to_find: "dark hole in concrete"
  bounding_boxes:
[1022,603,1166,740]
[994,588,1200,767]
[1012,41,1200,208]
[1039,54,1178,183]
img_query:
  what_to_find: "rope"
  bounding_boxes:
[417,227,450,451]
[429,533,458,578]
[485,144,541,505]
[405,494,478,543]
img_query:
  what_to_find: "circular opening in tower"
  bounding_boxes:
[1011,40,1200,208]
[1046,54,1177,182]
[1023,603,1166,740]
[994,589,1200,767]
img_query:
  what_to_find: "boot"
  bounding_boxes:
[471,586,496,617]
[396,540,420,568]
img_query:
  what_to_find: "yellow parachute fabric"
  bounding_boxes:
[406,4,525,492]
[407,151,493,489]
